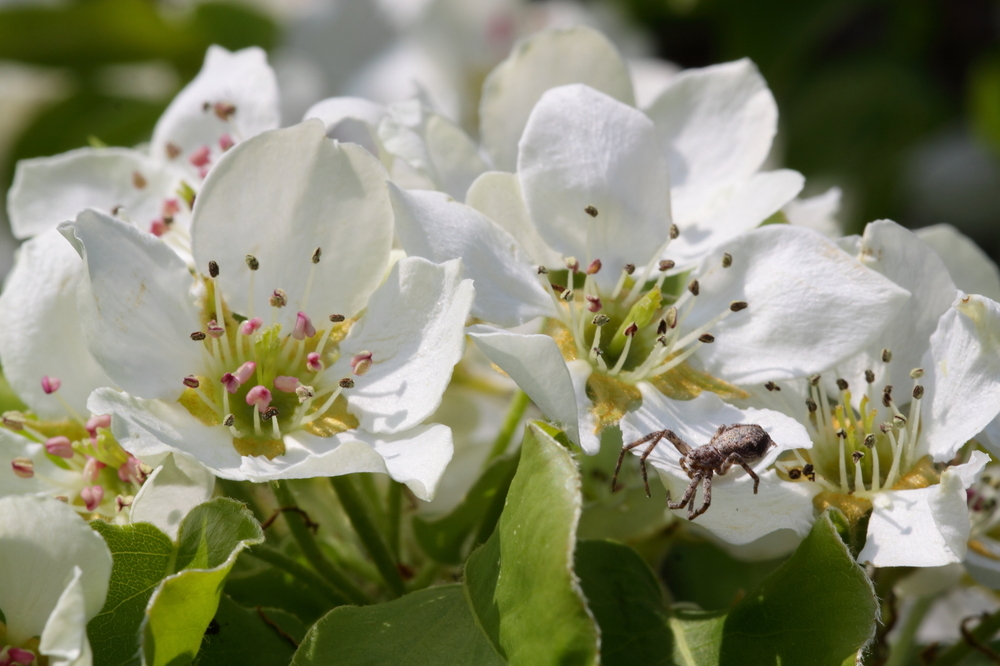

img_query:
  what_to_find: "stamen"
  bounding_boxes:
[351,351,373,376]
[586,259,602,274]
[298,380,352,426]
[764,382,780,392]
[865,433,880,492]
[584,205,598,217]
[191,331,207,341]
[301,248,322,314]
[11,457,33,478]
[881,348,892,363]
[274,376,300,392]
[82,456,104,483]
[306,352,323,372]
[698,334,715,343]
[292,312,316,340]
[853,450,865,492]
[117,495,133,512]
[41,375,61,394]
[669,224,679,239]
[45,436,74,459]
[721,253,733,268]
[295,384,314,402]
[586,295,602,312]
[246,386,272,412]
[246,254,258,318]
[329,314,345,323]
[565,257,579,273]
[81,485,104,512]
[687,280,700,296]
[610,264,634,300]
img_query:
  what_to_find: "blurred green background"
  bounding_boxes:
[1,0,998,267]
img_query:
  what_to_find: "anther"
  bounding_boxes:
[587,259,602,274]
[246,386,272,412]
[132,171,147,189]
[836,428,847,439]
[665,307,677,329]
[207,320,224,338]
[351,351,373,376]
[240,317,263,335]
[912,385,924,399]
[910,368,924,379]
[82,456,104,483]
[219,134,234,151]
[788,468,802,480]
[11,457,33,478]
[274,376,300,392]
[669,224,679,239]
[584,205,599,217]
[722,253,733,268]
[852,451,864,463]
[208,261,219,278]
[81,485,104,512]
[339,378,355,389]
[836,378,849,391]
[3,412,25,430]
[270,289,287,308]
[183,376,200,389]
[41,375,61,394]
[764,381,780,392]
[560,289,574,302]
[592,314,610,326]
[805,398,818,413]
[166,142,181,159]
[246,255,259,271]
[312,247,322,264]
[864,434,876,448]
[586,295,602,312]
[881,349,892,363]
[223,414,235,427]
[879,423,892,434]
[593,348,605,356]
[865,369,875,384]
[657,319,667,335]
[306,352,322,372]
[893,414,907,427]
[624,264,635,275]
[537,266,548,275]
[261,406,279,421]
[658,259,675,272]
[292,312,316,340]
[688,280,700,296]
[730,301,748,312]
[86,414,110,435]
[329,314,345,322]
[213,101,236,120]
[191,331,207,341]
[46,436,74,458]
[117,495,134,512]
[698,333,715,343]
[803,463,815,481]
[809,374,821,386]
[295,385,314,402]
[565,257,579,272]
[882,385,893,407]
[624,323,639,337]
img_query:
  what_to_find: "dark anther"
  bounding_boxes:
[246,255,259,271]
[584,205,599,217]
[808,374,821,386]
[803,463,816,481]
[836,378,849,391]
[223,414,235,427]
[183,376,200,388]
[764,381,780,392]
[339,378,355,389]
[910,367,924,379]
[190,331,207,341]
[688,280,700,296]
[329,314,345,323]
[698,333,715,343]
[537,266,548,274]
[805,398,818,413]
[657,319,667,335]
[913,385,924,399]
[202,101,211,112]
[624,263,635,275]
[624,322,639,337]
[882,385,893,408]
[593,348,604,356]
[722,253,733,268]
[658,259,675,272]
[665,307,677,329]
[788,468,802,480]
[551,284,565,294]
[593,314,610,326]
[836,428,847,439]
[730,301,748,312]
[865,369,875,384]
[852,451,864,463]
[208,260,219,278]
[881,348,892,363]
[262,406,279,421]
[312,247,322,264]
[669,224,679,239]
[864,434,876,448]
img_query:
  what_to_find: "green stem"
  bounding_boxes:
[931,605,1000,666]
[387,480,402,558]
[358,473,386,525]
[246,544,347,606]
[271,480,372,605]
[331,475,407,597]
[487,390,530,462]
[885,595,934,666]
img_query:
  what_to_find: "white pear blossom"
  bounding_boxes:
[60,121,473,500]
[0,495,113,666]
[7,46,279,259]
[391,81,909,455]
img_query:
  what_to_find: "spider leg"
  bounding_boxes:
[663,430,693,456]
[638,438,664,497]
[612,431,665,492]
[666,473,701,511]
[718,453,761,494]
[688,472,714,520]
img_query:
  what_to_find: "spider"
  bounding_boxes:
[611,423,775,520]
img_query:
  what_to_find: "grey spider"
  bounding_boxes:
[612,423,775,520]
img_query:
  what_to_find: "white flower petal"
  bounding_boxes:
[689,224,911,384]
[518,84,671,291]
[151,46,280,171]
[59,210,202,400]
[666,169,804,267]
[566,359,597,455]
[621,386,818,544]
[916,223,1000,302]
[628,57,678,110]
[333,257,474,435]
[965,541,1000,590]
[922,296,1000,460]
[646,59,776,213]
[302,95,387,156]
[783,187,843,238]
[7,147,186,240]
[192,120,394,324]
[465,170,563,267]
[130,453,216,539]
[0,430,80,500]
[88,388,240,474]
[480,25,635,172]
[389,186,555,326]
[857,454,988,568]
[0,496,112,644]
[468,324,581,447]
[0,230,114,418]
[236,424,454,501]
[38,566,91,666]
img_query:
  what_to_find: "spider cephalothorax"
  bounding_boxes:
[612,423,775,520]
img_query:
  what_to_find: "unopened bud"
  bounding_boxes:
[584,205,599,217]
[269,289,287,308]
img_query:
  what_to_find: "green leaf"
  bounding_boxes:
[88,522,175,666]
[575,540,673,665]
[196,595,304,666]
[661,538,783,611]
[413,449,520,564]
[142,498,264,666]
[716,510,878,666]
[464,422,599,666]
[669,609,726,666]
[290,585,504,666]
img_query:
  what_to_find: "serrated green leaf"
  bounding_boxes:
[575,540,673,665]
[290,585,504,666]
[142,498,264,666]
[413,449,520,564]
[195,595,303,666]
[88,522,175,666]
[464,422,599,666]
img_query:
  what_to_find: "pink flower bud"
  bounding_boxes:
[11,457,33,479]
[240,317,263,335]
[292,312,316,340]
[351,351,373,376]
[41,375,61,394]
[246,385,272,412]
[45,436,74,459]
[273,376,300,392]
[81,485,104,512]
[189,145,211,167]
[306,352,322,372]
